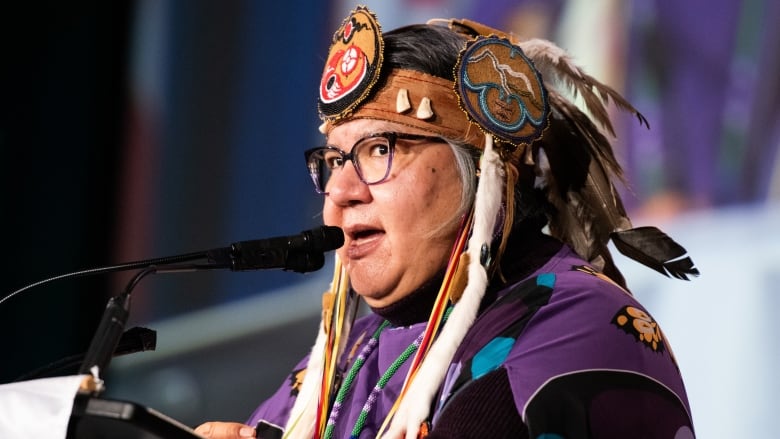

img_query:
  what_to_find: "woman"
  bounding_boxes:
[197,7,697,439]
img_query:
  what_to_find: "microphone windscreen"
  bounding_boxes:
[318,226,345,251]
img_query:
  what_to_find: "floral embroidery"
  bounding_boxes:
[612,305,665,352]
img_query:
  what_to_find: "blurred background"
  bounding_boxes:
[0,0,777,437]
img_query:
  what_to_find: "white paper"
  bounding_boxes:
[0,375,87,439]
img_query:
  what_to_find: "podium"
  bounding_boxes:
[68,395,202,439]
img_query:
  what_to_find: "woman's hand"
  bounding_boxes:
[194,422,256,438]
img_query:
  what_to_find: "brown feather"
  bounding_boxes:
[538,91,632,267]
[611,227,700,280]
[538,93,699,282]
[438,25,697,284]
[520,38,649,136]
[535,81,702,285]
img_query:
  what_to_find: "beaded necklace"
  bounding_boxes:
[323,320,423,439]
[323,304,454,439]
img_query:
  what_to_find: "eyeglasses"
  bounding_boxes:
[304,132,445,194]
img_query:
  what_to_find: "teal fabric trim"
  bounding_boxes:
[537,272,555,288]
[471,336,515,379]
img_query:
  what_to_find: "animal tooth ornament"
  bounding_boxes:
[257,6,698,439]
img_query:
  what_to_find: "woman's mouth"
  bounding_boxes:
[345,227,384,259]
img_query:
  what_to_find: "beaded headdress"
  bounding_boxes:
[291,6,698,439]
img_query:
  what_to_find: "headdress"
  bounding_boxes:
[291,6,699,439]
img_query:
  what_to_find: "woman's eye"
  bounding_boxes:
[323,153,344,169]
[367,142,389,157]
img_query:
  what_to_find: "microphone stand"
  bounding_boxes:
[68,264,229,438]
[73,261,234,390]
[77,266,158,389]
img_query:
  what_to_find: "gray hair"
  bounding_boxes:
[450,141,480,217]
[421,140,480,240]
[448,140,548,235]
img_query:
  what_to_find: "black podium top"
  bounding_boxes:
[68,395,202,439]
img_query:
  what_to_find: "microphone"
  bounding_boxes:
[1,225,345,308]
[207,225,344,273]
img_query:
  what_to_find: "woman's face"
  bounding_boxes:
[323,119,464,308]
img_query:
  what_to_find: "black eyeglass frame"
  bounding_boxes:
[304,131,446,194]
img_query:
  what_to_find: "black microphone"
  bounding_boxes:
[207,225,344,273]
[0,226,345,308]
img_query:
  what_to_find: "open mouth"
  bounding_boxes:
[344,226,384,258]
[351,228,382,240]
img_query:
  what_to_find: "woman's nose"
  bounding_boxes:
[325,161,372,205]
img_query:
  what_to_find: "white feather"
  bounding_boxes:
[283,322,325,439]
[520,38,648,136]
[284,260,356,439]
[383,135,505,439]
[519,38,582,79]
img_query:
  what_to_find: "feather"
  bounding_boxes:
[284,320,325,439]
[611,227,700,280]
[519,38,649,136]
[383,135,503,439]
[539,84,698,287]
[537,92,632,282]
[545,90,625,181]
[537,86,699,283]
[539,93,699,284]
[286,258,358,439]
